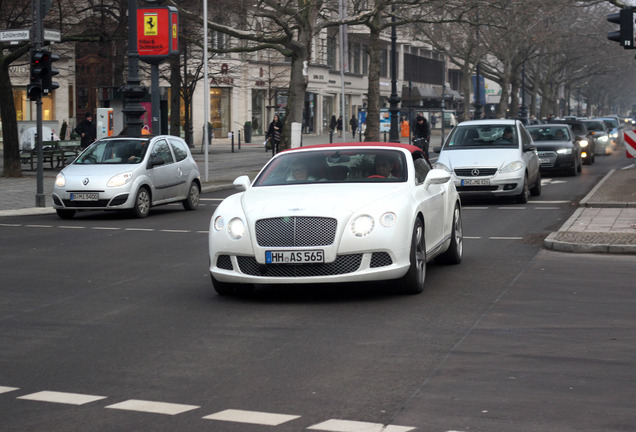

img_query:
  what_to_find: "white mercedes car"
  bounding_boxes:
[433,119,541,203]
[208,142,463,296]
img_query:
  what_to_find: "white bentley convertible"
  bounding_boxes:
[208,142,463,295]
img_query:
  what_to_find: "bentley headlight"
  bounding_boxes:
[213,215,225,231]
[500,161,524,173]
[379,212,397,228]
[55,173,66,187]
[351,215,374,237]
[557,148,572,154]
[578,139,589,147]
[433,162,451,173]
[107,172,133,187]
[227,217,246,239]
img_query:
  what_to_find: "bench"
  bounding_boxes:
[20,140,81,170]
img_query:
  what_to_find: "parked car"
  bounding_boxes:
[526,124,582,176]
[52,136,201,219]
[549,118,595,164]
[433,119,541,203]
[208,142,463,296]
[582,120,612,155]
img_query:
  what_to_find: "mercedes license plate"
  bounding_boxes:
[70,192,99,201]
[266,250,324,264]
[461,179,490,186]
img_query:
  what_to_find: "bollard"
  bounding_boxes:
[329,130,333,143]
[383,131,387,142]
[238,130,241,150]
[230,131,234,153]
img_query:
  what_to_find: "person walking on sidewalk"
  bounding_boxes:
[349,115,358,139]
[266,114,283,155]
[336,115,343,138]
[75,113,96,149]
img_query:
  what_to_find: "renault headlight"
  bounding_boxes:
[500,161,524,173]
[107,172,133,187]
[55,173,66,187]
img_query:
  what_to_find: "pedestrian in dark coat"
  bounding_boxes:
[75,113,96,149]
[349,115,358,138]
[336,115,343,138]
[330,115,337,134]
[266,114,283,155]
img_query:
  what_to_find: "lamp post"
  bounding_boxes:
[121,0,147,137]
[388,4,401,143]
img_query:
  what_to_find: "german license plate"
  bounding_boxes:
[70,192,99,201]
[266,250,324,264]
[539,158,551,164]
[461,179,489,186]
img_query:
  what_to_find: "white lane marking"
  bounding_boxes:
[92,227,120,230]
[497,207,526,210]
[462,207,489,210]
[58,225,86,229]
[535,207,560,210]
[18,390,107,405]
[105,399,199,415]
[25,224,53,228]
[161,229,191,233]
[0,223,21,227]
[200,198,224,202]
[203,409,300,426]
[196,230,209,234]
[490,236,523,240]
[0,386,19,394]
[531,200,570,204]
[308,419,416,432]
[464,236,482,239]
[124,228,156,232]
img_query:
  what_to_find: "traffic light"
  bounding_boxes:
[42,51,59,95]
[607,7,634,49]
[28,50,47,101]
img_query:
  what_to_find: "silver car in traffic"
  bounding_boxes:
[52,136,201,219]
[433,119,541,203]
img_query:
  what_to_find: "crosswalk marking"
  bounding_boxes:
[308,419,416,432]
[0,386,19,394]
[202,409,300,426]
[18,390,107,405]
[105,399,199,415]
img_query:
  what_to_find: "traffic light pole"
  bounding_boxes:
[33,0,45,207]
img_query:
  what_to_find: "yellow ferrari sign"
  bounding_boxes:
[144,13,158,36]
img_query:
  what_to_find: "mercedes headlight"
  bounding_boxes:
[107,172,133,187]
[500,161,524,173]
[433,162,451,173]
[351,215,374,237]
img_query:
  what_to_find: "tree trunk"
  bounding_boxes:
[365,23,382,142]
[0,59,21,177]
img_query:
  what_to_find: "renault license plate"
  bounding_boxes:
[266,250,324,264]
[70,192,99,201]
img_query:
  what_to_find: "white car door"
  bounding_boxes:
[413,158,446,254]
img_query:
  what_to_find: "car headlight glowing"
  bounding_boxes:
[500,161,524,173]
[599,135,609,142]
[213,215,225,231]
[351,215,374,237]
[433,162,451,173]
[55,173,66,187]
[107,172,133,187]
[557,148,572,154]
[380,212,397,228]
[578,139,589,147]
[227,217,246,239]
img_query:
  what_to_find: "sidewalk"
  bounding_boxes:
[2,132,635,255]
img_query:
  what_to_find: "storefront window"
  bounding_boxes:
[210,87,230,137]
[251,89,266,136]
[12,89,55,121]
[323,95,334,129]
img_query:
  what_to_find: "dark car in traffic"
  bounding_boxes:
[549,118,595,164]
[527,124,582,176]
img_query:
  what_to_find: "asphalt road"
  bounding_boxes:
[0,150,635,432]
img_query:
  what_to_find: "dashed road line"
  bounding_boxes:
[18,390,107,405]
[0,386,19,394]
[308,419,416,432]
[203,409,300,426]
[106,399,199,415]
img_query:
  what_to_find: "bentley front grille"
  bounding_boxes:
[255,217,337,247]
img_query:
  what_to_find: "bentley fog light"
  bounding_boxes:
[380,212,397,228]
[351,215,374,237]
[213,215,225,231]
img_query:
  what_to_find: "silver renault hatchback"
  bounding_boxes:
[52,136,201,219]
